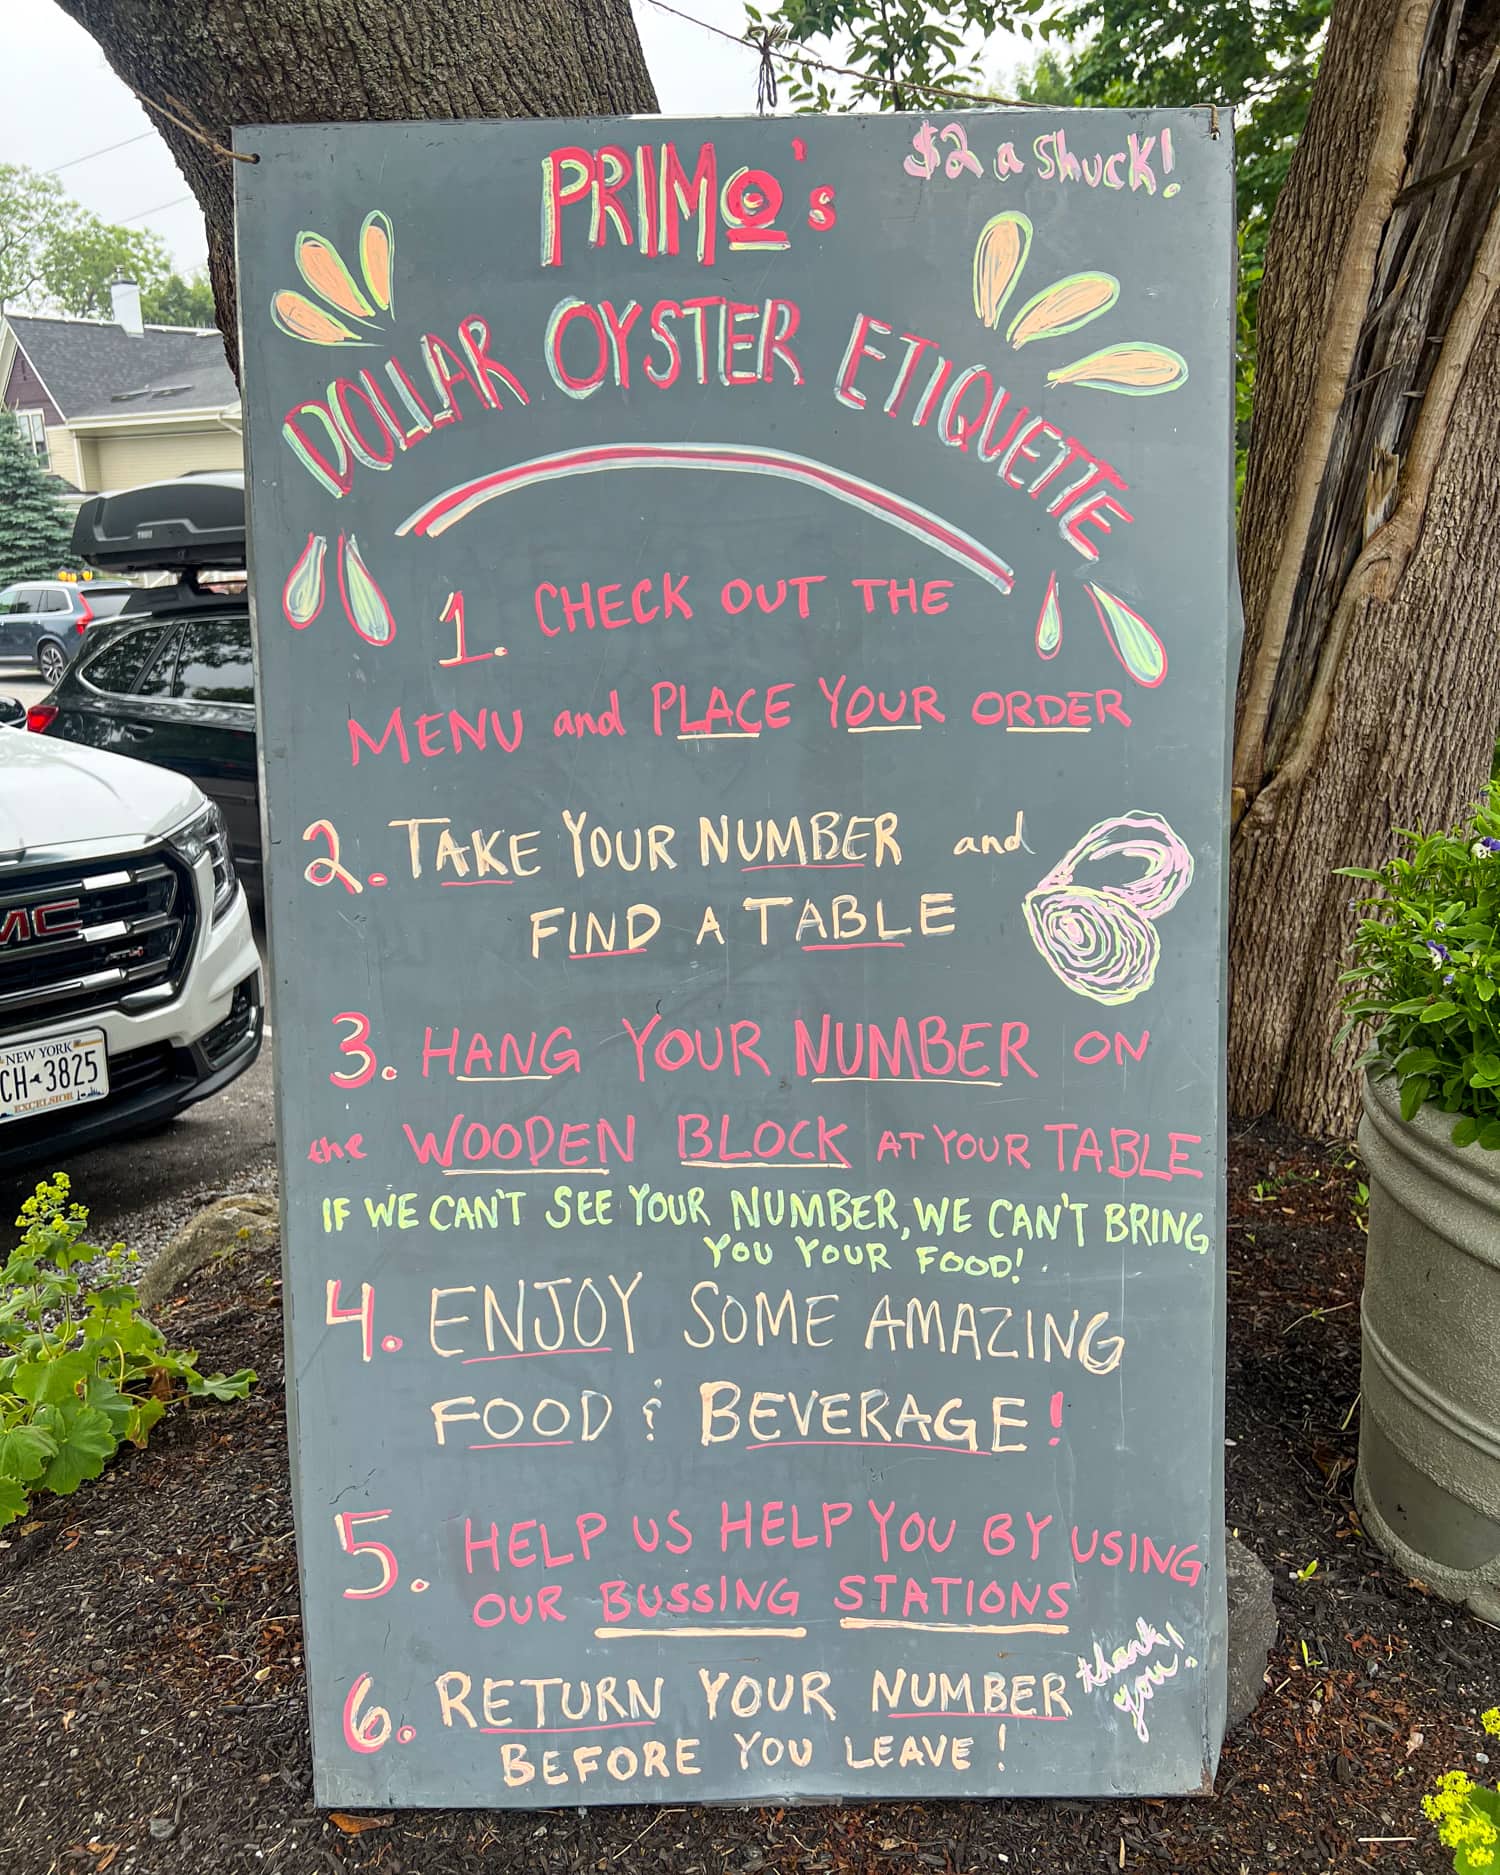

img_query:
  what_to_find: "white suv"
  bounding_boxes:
[0,729,262,1168]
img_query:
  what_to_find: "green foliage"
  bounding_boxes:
[1425,1723,1500,1872]
[0,165,71,310]
[1338,782,1500,1150]
[1011,48,1075,104]
[0,408,77,585]
[141,271,216,328]
[40,216,172,321]
[0,160,176,320]
[0,1175,254,1531]
[1009,0,1326,497]
[745,0,996,111]
[744,0,1328,495]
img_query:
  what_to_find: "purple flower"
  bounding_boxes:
[1481,838,1500,855]
[1427,939,1451,963]
[1444,972,1456,985]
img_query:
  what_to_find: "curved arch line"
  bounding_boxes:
[396,443,1015,598]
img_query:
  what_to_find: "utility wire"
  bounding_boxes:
[47,129,156,175]
[120,194,193,225]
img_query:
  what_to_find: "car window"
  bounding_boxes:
[81,623,172,695]
[173,617,254,705]
[0,589,21,616]
[40,589,69,613]
[11,588,39,615]
[132,626,182,700]
[83,590,134,620]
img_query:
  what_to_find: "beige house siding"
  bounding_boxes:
[88,425,242,490]
[42,423,85,491]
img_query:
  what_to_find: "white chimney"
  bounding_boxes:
[111,278,143,337]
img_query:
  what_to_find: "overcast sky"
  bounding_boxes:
[4,0,1020,282]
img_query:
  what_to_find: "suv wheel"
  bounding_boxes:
[36,640,66,685]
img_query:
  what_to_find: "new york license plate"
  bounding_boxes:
[0,1029,109,1124]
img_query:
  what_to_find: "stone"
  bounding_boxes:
[1225,1530,1278,1730]
[138,1194,279,1309]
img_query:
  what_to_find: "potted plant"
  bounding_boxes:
[1338,781,1500,1619]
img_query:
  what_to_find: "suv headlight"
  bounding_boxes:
[170,798,238,922]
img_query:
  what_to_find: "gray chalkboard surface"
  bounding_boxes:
[236,109,1237,1809]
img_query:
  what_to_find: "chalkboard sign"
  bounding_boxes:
[236,109,1237,1809]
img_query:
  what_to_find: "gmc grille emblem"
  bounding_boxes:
[0,899,83,946]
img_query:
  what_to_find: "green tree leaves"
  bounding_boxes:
[39,215,172,320]
[0,160,201,322]
[746,0,997,111]
[743,0,1327,498]
[0,164,72,309]
[0,408,78,584]
[141,272,215,327]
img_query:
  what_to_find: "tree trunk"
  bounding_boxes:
[1230,0,1500,1135]
[54,0,659,372]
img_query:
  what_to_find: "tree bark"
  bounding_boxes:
[54,0,659,372]
[1230,0,1500,1134]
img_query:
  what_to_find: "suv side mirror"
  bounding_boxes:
[0,695,27,728]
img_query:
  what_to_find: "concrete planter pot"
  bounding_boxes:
[1356,1071,1500,1620]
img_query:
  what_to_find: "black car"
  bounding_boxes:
[26,473,261,890]
[32,597,259,889]
[0,579,137,684]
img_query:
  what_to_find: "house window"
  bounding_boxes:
[14,408,48,467]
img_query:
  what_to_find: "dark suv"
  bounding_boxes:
[34,601,259,889]
[0,579,136,684]
[23,473,261,891]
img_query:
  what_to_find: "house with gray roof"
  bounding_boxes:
[0,283,240,498]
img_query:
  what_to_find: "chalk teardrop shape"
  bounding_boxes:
[359,211,395,314]
[1007,271,1120,348]
[295,230,375,318]
[1086,585,1167,687]
[1047,342,1189,395]
[338,534,395,645]
[282,533,327,628]
[972,211,1032,328]
[1035,573,1063,659]
[270,290,366,346]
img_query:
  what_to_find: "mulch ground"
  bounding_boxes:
[1,1127,1496,1875]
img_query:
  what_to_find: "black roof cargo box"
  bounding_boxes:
[72,470,245,572]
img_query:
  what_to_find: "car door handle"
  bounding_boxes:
[120,724,152,742]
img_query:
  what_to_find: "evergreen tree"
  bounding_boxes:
[0,410,76,585]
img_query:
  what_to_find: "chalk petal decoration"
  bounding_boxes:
[337,534,395,645]
[1024,811,1193,1005]
[1046,342,1189,396]
[1007,272,1120,348]
[296,230,376,319]
[973,211,1033,329]
[1035,574,1063,659]
[270,290,367,346]
[282,533,327,628]
[1086,584,1168,688]
[360,211,395,314]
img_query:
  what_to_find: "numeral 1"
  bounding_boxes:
[438,590,493,667]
